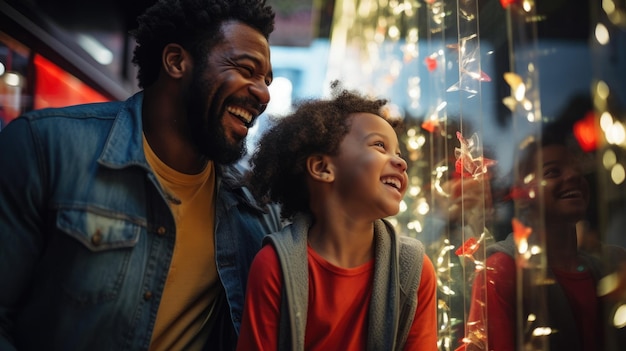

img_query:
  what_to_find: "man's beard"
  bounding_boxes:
[194,113,246,165]
[187,78,247,165]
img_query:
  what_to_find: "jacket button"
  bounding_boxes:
[143,291,153,300]
[157,226,166,235]
[91,229,103,246]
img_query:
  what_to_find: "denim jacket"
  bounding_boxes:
[0,92,282,350]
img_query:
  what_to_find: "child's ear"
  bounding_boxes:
[306,154,335,182]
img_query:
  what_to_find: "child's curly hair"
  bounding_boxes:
[248,81,401,220]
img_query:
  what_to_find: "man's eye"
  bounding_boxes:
[240,66,254,76]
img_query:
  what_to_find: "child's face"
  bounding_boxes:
[527,144,590,223]
[329,113,408,218]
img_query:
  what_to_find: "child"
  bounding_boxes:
[465,135,626,351]
[236,83,438,351]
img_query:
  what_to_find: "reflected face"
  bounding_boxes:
[533,144,590,223]
[330,113,409,219]
[187,21,272,165]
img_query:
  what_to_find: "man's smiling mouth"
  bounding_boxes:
[227,106,253,127]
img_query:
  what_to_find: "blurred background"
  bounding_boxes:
[0,0,335,116]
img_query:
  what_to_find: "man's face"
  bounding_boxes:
[187,21,273,165]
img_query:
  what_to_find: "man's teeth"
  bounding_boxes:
[227,106,252,124]
[382,177,400,189]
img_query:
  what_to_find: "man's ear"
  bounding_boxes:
[306,154,334,182]
[162,43,190,79]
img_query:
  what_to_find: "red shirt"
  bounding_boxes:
[237,244,438,351]
[466,252,600,351]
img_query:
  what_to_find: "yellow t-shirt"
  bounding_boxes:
[143,135,219,350]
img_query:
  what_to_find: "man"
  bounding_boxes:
[0,0,281,350]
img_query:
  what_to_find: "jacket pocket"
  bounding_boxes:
[55,208,142,305]
[57,208,142,251]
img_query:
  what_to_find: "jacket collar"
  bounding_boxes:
[95,92,266,211]
[97,91,149,171]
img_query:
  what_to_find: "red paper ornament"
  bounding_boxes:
[573,111,599,152]
[500,0,517,8]
[512,217,532,246]
[421,119,439,133]
[455,237,480,258]
[425,56,438,72]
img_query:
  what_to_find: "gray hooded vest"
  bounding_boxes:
[263,213,425,351]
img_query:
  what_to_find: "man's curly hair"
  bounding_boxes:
[248,82,399,220]
[131,0,275,88]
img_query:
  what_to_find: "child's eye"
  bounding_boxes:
[374,141,385,148]
[543,167,561,178]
